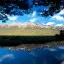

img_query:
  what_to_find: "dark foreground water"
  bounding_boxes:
[0,47,64,64]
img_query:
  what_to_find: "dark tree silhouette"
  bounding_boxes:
[0,0,63,23]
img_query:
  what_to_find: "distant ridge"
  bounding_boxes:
[0,22,64,29]
[0,22,43,29]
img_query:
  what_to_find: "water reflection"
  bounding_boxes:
[0,47,64,64]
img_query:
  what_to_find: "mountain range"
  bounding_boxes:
[0,22,64,29]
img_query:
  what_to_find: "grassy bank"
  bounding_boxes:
[0,27,57,36]
[0,27,62,47]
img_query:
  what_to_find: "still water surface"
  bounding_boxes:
[0,47,64,64]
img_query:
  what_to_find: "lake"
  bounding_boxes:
[0,47,64,64]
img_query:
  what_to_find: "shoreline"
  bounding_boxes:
[7,41,64,51]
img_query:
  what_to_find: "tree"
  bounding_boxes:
[0,0,63,23]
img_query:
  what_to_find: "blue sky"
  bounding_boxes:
[1,4,64,26]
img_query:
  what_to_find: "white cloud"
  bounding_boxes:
[52,15,64,21]
[52,9,64,21]
[28,11,37,23]
[46,22,55,26]
[30,18,38,23]
[32,11,36,17]
[0,54,15,62]
[55,24,63,27]
[7,15,18,21]
[58,9,64,15]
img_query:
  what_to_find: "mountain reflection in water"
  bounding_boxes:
[0,47,64,64]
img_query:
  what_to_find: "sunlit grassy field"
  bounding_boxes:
[0,27,57,36]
